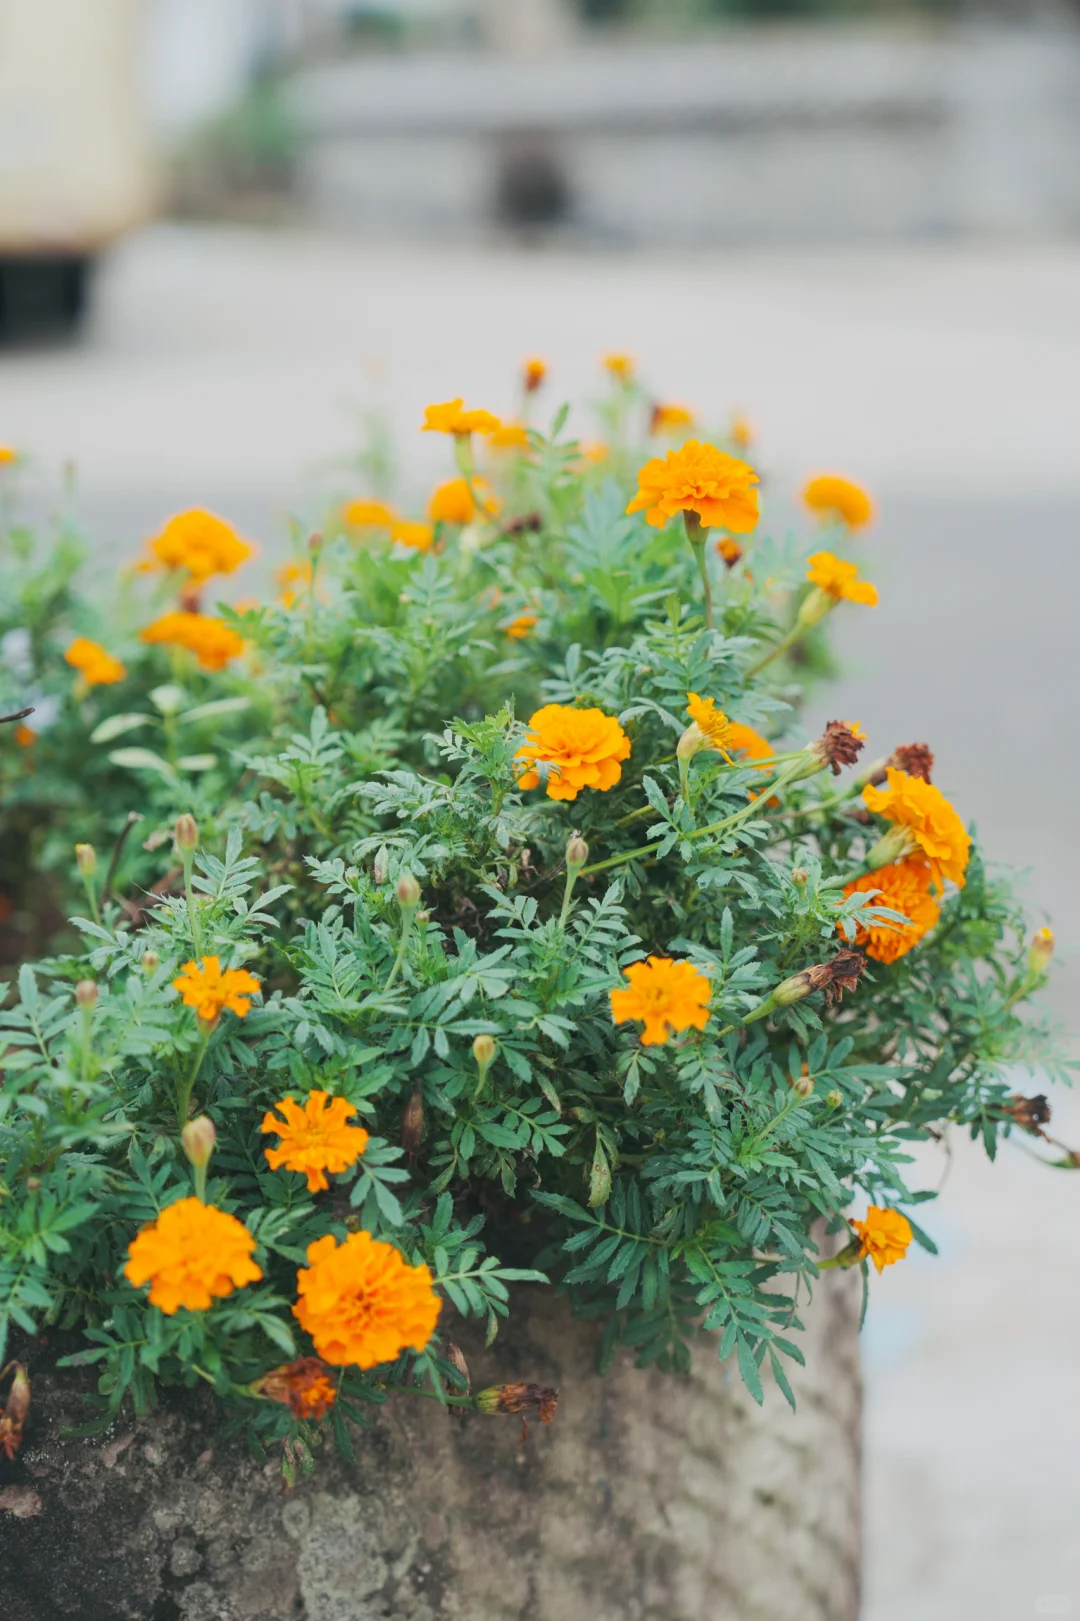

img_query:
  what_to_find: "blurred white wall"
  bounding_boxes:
[143,0,288,138]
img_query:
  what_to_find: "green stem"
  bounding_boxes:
[181,848,202,959]
[81,874,101,928]
[383,910,416,992]
[177,1027,211,1126]
[746,622,805,678]
[685,518,713,630]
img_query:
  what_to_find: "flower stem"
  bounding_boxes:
[177,1027,211,1126]
[181,847,202,959]
[383,910,415,992]
[746,622,805,678]
[684,514,713,630]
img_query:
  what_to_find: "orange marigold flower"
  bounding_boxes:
[851,1205,913,1272]
[730,414,754,451]
[650,402,695,435]
[627,440,760,533]
[251,1357,338,1419]
[14,724,35,748]
[124,1197,262,1314]
[0,446,17,465]
[173,955,261,1022]
[261,1089,370,1193]
[505,612,538,640]
[842,858,941,964]
[140,612,244,670]
[804,475,875,530]
[685,693,733,751]
[717,536,744,568]
[515,704,631,802]
[428,477,499,525]
[523,356,547,392]
[275,559,313,607]
[602,352,635,382]
[726,721,774,765]
[489,421,529,452]
[64,637,126,687]
[610,955,711,1047]
[862,767,971,892]
[805,550,878,606]
[293,1231,441,1369]
[147,509,253,583]
[422,399,501,436]
[391,519,435,552]
[342,498,397,530]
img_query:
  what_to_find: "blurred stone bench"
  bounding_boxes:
[288,29,1080,242]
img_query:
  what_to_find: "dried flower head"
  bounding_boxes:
[147,509,253,583]
[842,859,941,964]
[1005,1093,1051,1137]
[805,551,878,606]
[422,399,501,437]
[124,1197,262,1313]
[803,475,875,529]
[515,704,631,802]
[173,956,261,1022]
[863,768,972,893]
[64,637,126,687]
[251,1356,338,1419]
[523,356,547,392]
[140,612,244,670]
[474,1382,559,1426]
[627,441,760,533]
[779,949,867,1008]
[717,536,744,568]
[851,1206,913,1272]
[261,1090,371,1193]
[292,1230,440,1369]
[814,719,867,776]
[610,956,712,1046]
[0,1363,30,1461]
[342,499,397,530]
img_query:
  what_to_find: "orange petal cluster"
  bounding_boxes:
[275,559,313,607]
[422,399,501,436]
[851,1206,913,1272]
[124,1197,262,1313]
[842,858,941,964]
[523,356,547,392]
[862,767,971,892]
[64,637,126,687]
[251,1357,337,1419]
[147,509,253,583]
[650,402,695,435]
[391,520,435,553]
[139,612,244,670]
[805,551,878,606]
[626,440,760,533]
[610,955,712,1046]
[488,421,530,451]
[342,499,397,530]
[803,475,875,529]
[685,692,733,754]
[428,477,499,526]
[505,612,538,640]
[515,704,631,802]
[602,352,635,381]
[293,1231,441,1369]
[726,721,774,766]
[173,955,261,1021]
[261,1089,371,1193]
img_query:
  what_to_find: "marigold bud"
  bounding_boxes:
[791,867,808,886]
[401,1084,424,1159]
[1028,927,1054,977]
[566,834,589,869]
[472,1034,496,1067]
[181,1115,216,1168]
[792,1069,814,1099]
[796,586,834,631]
[826,1089,843,1108]
[141,949,160,972]
[0,1363,30,1460]
[676,723,707,761]
[75,979,98,1009]
[175,814,199,853]
[396,873,421,910]
[373,845,389,885]
[307,531,324,557]
[74,843,96,877]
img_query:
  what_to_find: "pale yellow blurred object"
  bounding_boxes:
[0,0,154,255]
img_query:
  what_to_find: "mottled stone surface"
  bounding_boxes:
[1,1274,860,1621]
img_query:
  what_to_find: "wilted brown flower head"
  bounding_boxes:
[474,1382,559,1427]
[251,1357,337,1419]
[0,1362,30,1460]
[1004,1093,1051,1137]
[813,720,867,776]
[401,1084,424,1160]
[889,743,934,783]
[503,512,543,536]
[805,948,867,1005]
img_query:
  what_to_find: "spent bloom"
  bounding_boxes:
[515,704,631,802]
[805,551,878,606]
[422,399,501,437]
[251,1357,338,1419]
[851,1206,913,1273]
[64,637,126,687]
[140,612,244,670]
[650,402,695,435]
[391,520,435,553]
[610,956,712,1046]
[842,859,941,964]
[147,509,253,583]
[173,956,261,1022]
[862,767,972,892]
[342,498,397,530]
[261,1090,371,1193]
[292,1230,441,1368]
[428,477,499,525]
[124,1197,262,1313]
[627,441,760,533]
[717,536,744,568]
[522,356,547,392]
[804,475,875,530]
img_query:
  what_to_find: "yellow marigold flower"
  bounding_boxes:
[489,421,530,452]
[804,474,875,530]
[523,356,547,393]
[0,446,18,465]
[515,704,631,802]
[124,1196,262,1314]
[261,1090,370,1193]
[602,352,635,381]
[610,956,711,1047]
[842,858,941,964]
[292,1230,441,1369]
[251,1357,337,1419]
[147,509,253,583]
[650,402,695,435]
[726,722,774,765]
[64,637,126,687]
[391,519,435,553]
[428,477,499,526]
[627,440,760,533]
[342,498,397,530]
[685,693,733,753]
[173,955,261,1022]
[505,612,538,640]
[422,399,501,437]
[730,414,754,451]
[805,551,878,606]
[275,559,313,607]
[862,767,972,892]
[140,612,244,670]
[851,1205,913,1273]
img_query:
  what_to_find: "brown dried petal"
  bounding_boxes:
[1005,1093,1051,1137]
[889,743,934,782]
[816,721,866,776]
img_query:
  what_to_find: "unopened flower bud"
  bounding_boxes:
[415,909,430,924]
[74,843,96,877]
[181,1115,216,1168]
[866,824,916,871]
[396,873,421,910]
[141,949,160,972]
[401,1084,424,1159]
[773,972,813,1008]
[677,723,707,761]
[566,834,589,870]
[1028,927,1054,977]
[373,845,389,886]
[472,1034,496,1067]
[307,531,324,557]
[75,979,98,1009]
[175,814,199,853]
[796,585,834,631]
[792,1068,814,1099]
[826,1089,843,1109]
[791,867,808,886]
